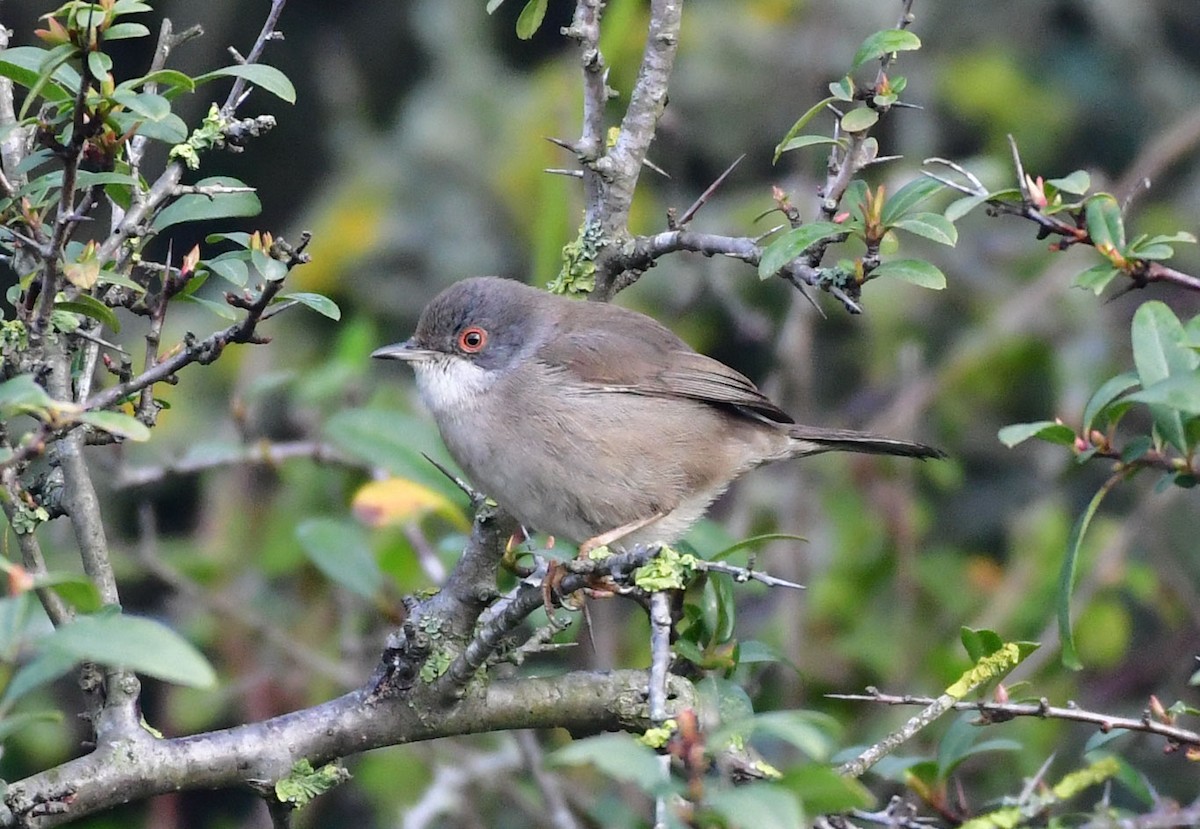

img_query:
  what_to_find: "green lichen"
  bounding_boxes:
[549,220,603,296]
[634,545,696,592]
[274,759,351,808]
[169,104,228,171]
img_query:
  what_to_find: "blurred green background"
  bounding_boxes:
[1,0,1198,826]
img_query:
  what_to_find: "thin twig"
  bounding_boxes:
[648,591,673,829]
[827,690,1200,750]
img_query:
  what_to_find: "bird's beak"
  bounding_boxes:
[371,339,439,362]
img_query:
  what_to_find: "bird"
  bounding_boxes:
[372,276,943,552]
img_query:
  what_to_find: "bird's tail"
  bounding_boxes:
[787,425,945,460]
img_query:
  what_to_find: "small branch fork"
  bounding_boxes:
[828,689,1200,752]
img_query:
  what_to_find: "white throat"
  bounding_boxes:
[412,356,494,416]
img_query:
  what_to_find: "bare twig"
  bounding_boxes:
[221,0,289,116]
[116,439,354,488]
[673,154,744,228]
[827,690,1200,751]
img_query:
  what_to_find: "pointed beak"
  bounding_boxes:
[371,339,439,362]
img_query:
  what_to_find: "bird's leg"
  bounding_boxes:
[578,512,665,558]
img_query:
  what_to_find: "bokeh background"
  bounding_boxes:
[1,0,1198,826]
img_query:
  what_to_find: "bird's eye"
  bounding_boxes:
[458,326,487,353]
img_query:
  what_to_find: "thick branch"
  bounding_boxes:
[2,670,692,828]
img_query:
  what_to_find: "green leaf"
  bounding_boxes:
[742,711,839,760]
[1131,301,1197,452]
[1082,371,1138,434]
[87,50,112,82]
[109,110,189,143]
[1046,170,1090,195]
[0,46,77,103]
[1127,373,1200,416]
[111,0,154,13]
[296,517,382,599]
[44,612,217,687]
[179,294,238,321]
[735,640,781,664]
[936,717,1022,780]
[0,649,77,709]
[839,107,878,133]
[1145,231,1197,246]
[55,295,120,332]
[710,532,807,562]
[944,193,988,222]
[206,254,249,287]
[997,420,1075,448]
[31,572,102,613]
[881,177,946,224]
[110,89,171,121]
[123,68,194,94]
[828,75,854,101]
[758,222,845,279]
[775,135,843,157]
[892,213,957,246]
[20,43,78,118]
[151,176,261,231]
[1059,480,1122,670]
[1084,194,1125,252]
[868,258,946,289]
[548,734,668,792]
[960,627,1004,662]
[78,410,151,441]
[0,374,54,416]
[773,96,836,162]
[780,764,872,815]
[706,785,803,829]
[1074,263,1123,295]
[278,292,341,320]
[515,0,549,39]
[851,29,921,70]
[0,710,63,742]
[193,64,296,104]
[102,22,150,39]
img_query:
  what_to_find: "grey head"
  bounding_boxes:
[371,277,545,371]
[370,277,552,416]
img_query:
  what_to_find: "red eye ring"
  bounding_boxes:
[458,326,487,353]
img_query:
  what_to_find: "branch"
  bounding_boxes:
[115,440,356,489]
[220,0,289,117]
[563,0,610,218]
[827,690,1200,751]
[433,546,661,698]
[588,0,683,300]
[1,670,690,828]
[614,230,864,313]
[85,260,298,413]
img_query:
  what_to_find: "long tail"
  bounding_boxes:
[787,425,945,460]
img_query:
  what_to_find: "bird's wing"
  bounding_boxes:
[537,307,793,424]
